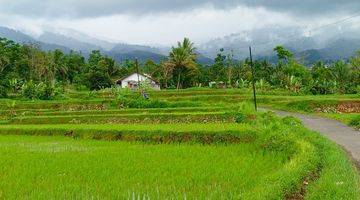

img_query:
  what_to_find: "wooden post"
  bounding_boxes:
[249,46,257,111]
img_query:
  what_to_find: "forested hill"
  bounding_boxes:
[0,26,168,63]
[0,27,71,53]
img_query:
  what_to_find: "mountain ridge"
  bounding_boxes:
[1,26,359,65]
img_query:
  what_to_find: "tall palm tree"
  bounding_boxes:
[0,51,9,74]
[350,51,360,70]
[168,38,197,89]
[330,61,350,94]
[0,38,10,74]
[51,50,68,83]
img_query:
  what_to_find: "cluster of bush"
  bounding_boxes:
[1,80,61,100]
[115,94,168,108]
[233,107,301,157]
[21,81,62,100]
[349,116,360,130]
[111,88,198,109]
[0,85,7,98]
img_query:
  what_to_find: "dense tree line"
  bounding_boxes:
[0,37,359,99]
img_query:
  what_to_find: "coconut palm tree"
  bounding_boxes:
[330,61,350,94]
[0,38,10,74]
[168,38,197,89]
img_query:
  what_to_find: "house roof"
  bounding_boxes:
[116,72,159,84]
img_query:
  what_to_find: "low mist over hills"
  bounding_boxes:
[0,26,71,53]
[199,25,360,64]
[1,25,359,65]
[38,31,103,53]
[0,26,167,63]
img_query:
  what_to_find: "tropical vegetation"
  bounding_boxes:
[0,37,359,100]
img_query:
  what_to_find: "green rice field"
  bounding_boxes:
[0,88,359,199]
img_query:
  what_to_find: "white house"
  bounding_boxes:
[116,73,161,90]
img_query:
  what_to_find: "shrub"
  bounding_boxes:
[236,78,250,89]
[37,82,55,100]
[310,80,337,95]
[21,81,38,100]
[0,85,7,98]
[235,113,247,123]
[87,70,112,90]
[21,81,59,100]
[349,116,360,130]
[282,116,302,127]
[257,112,279,127]
[112,89,200,109]
[261,134,298,157]
[113,89,167,109]
[285,100,317,112]
[256,79,272,91]
[5,101,16,120]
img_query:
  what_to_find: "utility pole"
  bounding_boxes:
[249,46,257,111]
[135,58,141,89]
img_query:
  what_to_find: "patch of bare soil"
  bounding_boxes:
[315,101,360,114]
[336,101,360,113]
[286,170,320,200]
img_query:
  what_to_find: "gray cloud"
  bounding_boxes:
[244,0,360,15]
[0,0,359,18]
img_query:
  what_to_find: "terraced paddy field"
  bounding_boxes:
[0,89,359,199]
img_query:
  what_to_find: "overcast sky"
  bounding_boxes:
[0,0,359,45]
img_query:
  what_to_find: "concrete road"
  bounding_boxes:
[267,109,360,165]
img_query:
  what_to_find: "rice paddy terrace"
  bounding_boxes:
[0,89,359,199]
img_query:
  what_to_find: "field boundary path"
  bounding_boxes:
[262,109,360,167]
